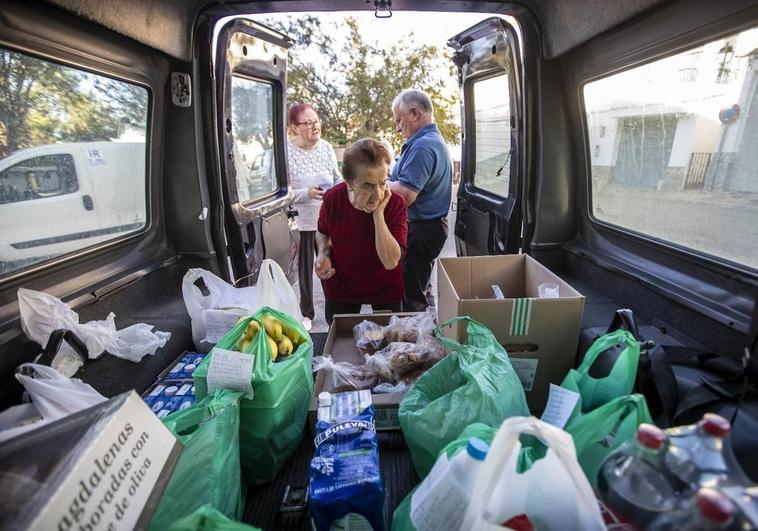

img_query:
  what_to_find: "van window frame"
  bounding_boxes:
[569,2,758,333]
[0,43,154,284]
[579,24,758,278]
[228,72,282,209]
[465,69,515,200]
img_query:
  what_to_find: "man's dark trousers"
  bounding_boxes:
[403,217,448,311]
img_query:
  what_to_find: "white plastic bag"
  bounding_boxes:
[182,259,302,351]
[256,259,302,321]
[18,288,171,376]
[0,363,106,443]
[460,416,605,531]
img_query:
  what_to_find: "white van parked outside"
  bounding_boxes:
[0,141,147,274]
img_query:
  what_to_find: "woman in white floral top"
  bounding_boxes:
[287,103,342,329]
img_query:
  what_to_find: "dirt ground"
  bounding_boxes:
[594,185,758,270]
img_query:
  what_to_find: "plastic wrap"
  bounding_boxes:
[313,356,378,393]
[18,288,170,376]
[383,307,437,344]
[391,337,447,383]
[373,382,409,394]
[353,320,387,355]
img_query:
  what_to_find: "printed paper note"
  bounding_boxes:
[540,384,580,429]
[207,348,254,397]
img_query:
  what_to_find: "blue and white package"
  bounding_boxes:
[143,382,196,418]
[309,390,385,531]
[164,352,206,381]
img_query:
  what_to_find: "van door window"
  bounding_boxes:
[0,48,148,276]
[584,26,758,270]
[473,73,511,197]
[231,76,277,203]
[0,154,77,203]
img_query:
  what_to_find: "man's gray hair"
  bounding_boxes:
[393,89,433,115]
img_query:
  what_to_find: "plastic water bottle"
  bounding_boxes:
[597,423,678,527]
[650,487,735,530]
[410,437,489,531]
[665,413,748,490]
[449,437,489,493]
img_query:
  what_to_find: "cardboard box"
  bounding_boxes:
[437,255,585,412]
[308,313,420,432]
[0,391,182,530]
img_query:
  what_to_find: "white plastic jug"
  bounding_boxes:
[461,417,606,531]
[410,437,489,531]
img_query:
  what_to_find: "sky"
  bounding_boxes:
[259,11,493,52]
[251,11,496,155]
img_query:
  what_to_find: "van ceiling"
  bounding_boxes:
[44,0,665,61]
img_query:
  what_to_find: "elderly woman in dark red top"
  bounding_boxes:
[315,138,408,323]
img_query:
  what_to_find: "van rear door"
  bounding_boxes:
[206,19,298,285]
[448,18,523,256]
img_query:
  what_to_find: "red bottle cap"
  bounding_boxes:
[696,488,734,524]
[700,413,731,437]
[636,423,666,449]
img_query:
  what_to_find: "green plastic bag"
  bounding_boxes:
[399,317,529,477]
[392,423,497,531]
[194,307,313,485]
[166,505,261,531]
[561,329,640,414]
[565,393,652,486]
[149,390,245,530]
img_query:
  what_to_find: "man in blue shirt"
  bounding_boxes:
[389,89,453,311]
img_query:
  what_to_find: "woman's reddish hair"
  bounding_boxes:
[288,103,316,125]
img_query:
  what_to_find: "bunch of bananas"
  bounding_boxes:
[235,315,305,362]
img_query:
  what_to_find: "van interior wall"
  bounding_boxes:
[528,0,757,355]
[162,56,219,260]
[0,3,215,408]
[535,249,747,355]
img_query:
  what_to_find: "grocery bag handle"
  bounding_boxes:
[36,328,90,368]
[434,316,472,349]
[461,416,603,530]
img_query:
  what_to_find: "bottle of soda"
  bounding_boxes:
[665,413,748,490]
[597,423,678,527]
[650,487,735,530]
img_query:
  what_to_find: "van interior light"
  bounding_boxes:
[374,0,392,19]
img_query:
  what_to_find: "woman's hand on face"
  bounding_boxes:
[315,253,336,280]
[373,187,392,216]
[308,186,325,200]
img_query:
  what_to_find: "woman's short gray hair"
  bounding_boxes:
[392,89,433,115]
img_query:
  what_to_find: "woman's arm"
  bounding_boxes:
[315,231,336,279]
[373,189,402,270]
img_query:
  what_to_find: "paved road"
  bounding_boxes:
[303,187,459,332]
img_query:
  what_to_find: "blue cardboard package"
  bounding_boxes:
[143,382,195,418]
[164,352,206,382]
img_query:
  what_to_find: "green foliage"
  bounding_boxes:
[266,15,460,150]
[0,50,147,158]
[232,79,274,149]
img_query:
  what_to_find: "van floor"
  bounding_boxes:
[243,332,420,530]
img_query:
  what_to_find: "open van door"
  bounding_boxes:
[448,18,523,256]
[207,19,298,285]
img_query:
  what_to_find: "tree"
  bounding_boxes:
[265,15,460,150]
[0,49,148,158]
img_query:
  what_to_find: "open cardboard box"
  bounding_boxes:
[437,255,585,412]
[308,312,420,432]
